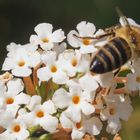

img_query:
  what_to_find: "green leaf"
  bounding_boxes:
[39,134,54,140]
[118,69,132,77]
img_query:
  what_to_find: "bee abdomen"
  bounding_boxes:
[90,37,132,74]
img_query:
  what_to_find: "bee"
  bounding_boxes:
[74,8,140,74]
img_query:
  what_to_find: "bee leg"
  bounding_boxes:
[114,68,121,77]
[73,32,115,40]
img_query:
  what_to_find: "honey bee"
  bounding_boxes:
[75,8,140,74]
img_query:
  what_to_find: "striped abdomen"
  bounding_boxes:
[90,37,132,74]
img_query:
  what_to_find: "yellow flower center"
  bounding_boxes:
[13,125,21,133]
[36,110,44,118]
[109,107,115,115]
[71,58,78,67]
[82,39,91,45]
[18,60,25,67]
[72,95,80,104]
[76,122,82,129]
[42,38,49,43]
[51,65,57,73]
[136,76,140,83]
[6,97,14,104]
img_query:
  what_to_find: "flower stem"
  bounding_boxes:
[23,76,36,95]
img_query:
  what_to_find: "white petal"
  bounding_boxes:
[51,29,65,42]
[52,70,69,84]
[23,43,38,53]
[43,100,56,114]
[40,42,54,51]
[41,115,58,133]
[0,130,15,140]
[0,110,14,128]
[65,106,81,122]
[6,105,20,117]
[126,73,137,91]
[41,51,56,65]
[106,120,121,135]
[80,101,95,115]
[60,112,74,129]
[52,88,71,109]
[94,72,114,87]
[66,80,82,93]
[28,51,41,68]
[71,128,85,140]
[2,58,15,71]
[14,129,29,140]
[67,30,80,48]
[12,67,32,77]
[30,35,41,46]
[14,93,31,105]
[84,117,103,135]
[80,44,97,54]
[79,73,98,92]
[27,95,41,110]
[76,21,96,36]
[37,67,51,81]
[0,81,6,94]
[77,54,90,73]
[53,42,67,55]
[7,78,24,95]
[35,23,53,36]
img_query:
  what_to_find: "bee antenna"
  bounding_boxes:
[116,7,131,29]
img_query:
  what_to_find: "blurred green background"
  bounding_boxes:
[0,0,140,139]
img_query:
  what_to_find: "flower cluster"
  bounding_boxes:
[0,19,139,140]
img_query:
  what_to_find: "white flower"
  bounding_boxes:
[0,130,15,140]
[125,61,140,92]
[26,100,58,133]
[83,117,103,136]
[37,51,68,84]
[30,23,65,51]
[52,42,67,56]
[79,73,99,92]
[58,49,91,77]
[2,43,41,77]
[60,111,102,140]
[52,83,95,123]
[0,110,14,128]
[93,72,114,88]
[26,95,41,110]
[67,21,98,54]
[6,119,29,140]
[100,95,133,134]
[0,78,30,116]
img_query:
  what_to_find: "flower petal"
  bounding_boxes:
[51,29,65,42]
[43,100,56,114]
[41,114,58,133]
[80,101,95,115]
[52,88,71,109]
